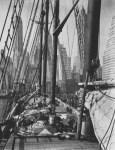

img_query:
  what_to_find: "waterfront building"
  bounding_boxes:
[102,16,115,80]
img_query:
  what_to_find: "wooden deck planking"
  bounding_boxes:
[4,136,100,150]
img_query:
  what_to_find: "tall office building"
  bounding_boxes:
[74,5,87,82]
[102,16,115,80]
[59,44,71,79]
[72,56,80,74]
[20,52,30,82]
[66,56,71,79]
[72,56,80,82]
[13,16,23,71]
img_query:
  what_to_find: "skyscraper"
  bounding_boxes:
[66,56,71,79]
[59,44,71,79]
[74,5,87,82]
[72,56,80,74]
[13,16,23,71]
[102,16,115,80]
[72,56,80,82]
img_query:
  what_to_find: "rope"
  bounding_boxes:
[0,0,19,67]
[105,119,115,150]
[13,0,36,82]
[0,0,13,41]
[0,0,23,77]
[0,0,25,90]
[0,0,24,80]
[99,90,115,100]
[99,110,115,150]
[29,16,41,63]
[23,0,36,45]
[64,1,71,57]
[21,5,43,84]
[13,0,40,84]
[28,1,55,92]
[92,79,115,100]
[90,72,115,148]
[50,0,67,92]
[21,21,41,82]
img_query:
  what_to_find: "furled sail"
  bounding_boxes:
[85,88,115,150]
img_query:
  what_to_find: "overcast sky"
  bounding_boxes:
[0,0,115,66]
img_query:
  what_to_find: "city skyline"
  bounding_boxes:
[0,0,115,67]
[0,0,78,67]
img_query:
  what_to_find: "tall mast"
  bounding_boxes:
[39,0,45,94]
[77,0,101,139]
[51,0,59,113]
[50,0,79,113]
[42,0,49,97]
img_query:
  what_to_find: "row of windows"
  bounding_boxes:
[106,38,115,44]
[102,74,115,78]
[106,41,115,48]
[111,20,115,26]
[109,25,115,30]
[102,71,115,75]
[103,60,115,65]
[103,51,115,56]
[102,74,115,77]
[103,16,115,80]
[103,58,115,63]
[103,70,115,74]
[103,66,115,70]
[104,50,115,56]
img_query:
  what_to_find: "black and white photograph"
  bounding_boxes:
[0,0,115,149]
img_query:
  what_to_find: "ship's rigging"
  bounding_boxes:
[0,0,80,119]
[1,0,114,150]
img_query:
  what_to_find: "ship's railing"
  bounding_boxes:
[56,98,80,117]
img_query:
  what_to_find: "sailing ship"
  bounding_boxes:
[0,0,113,150]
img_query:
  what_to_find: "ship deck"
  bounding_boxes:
[0,98,101,150]
[1,135,101,150]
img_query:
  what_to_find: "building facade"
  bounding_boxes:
[59,44,71,80]
[13,16,23,77]
[72,56,80,82]
[102,16,115,80]
[74,5,87,82]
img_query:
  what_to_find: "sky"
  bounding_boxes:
[0,0,115,67]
